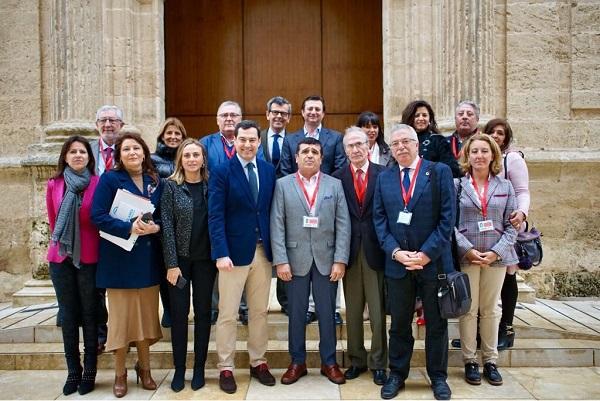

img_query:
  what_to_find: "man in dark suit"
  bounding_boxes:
[278,95,346,176]
[373,124,455,400]
[278,95,347,324]
[448,100,480,162]
[332,127,387,386]
[261,96,293,316]
[208,120,277,394]
[271,137,350,385]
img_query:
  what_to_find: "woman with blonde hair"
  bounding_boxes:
[454,134,518,387]
[161,138,216,392]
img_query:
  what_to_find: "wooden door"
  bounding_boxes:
[165,0,382,137]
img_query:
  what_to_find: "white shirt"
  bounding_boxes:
[399,157,421,198]
[267,127,285,158]
[351,160,370,176]
[303,124,322,139]
[236,154,259,192]
[369,142,380,165]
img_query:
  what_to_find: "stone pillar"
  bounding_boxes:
[383,0,501,133]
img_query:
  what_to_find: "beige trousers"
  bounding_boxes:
[216,244,272,371]
[459,264,507,364]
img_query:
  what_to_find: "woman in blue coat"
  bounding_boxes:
[91,132,163,398]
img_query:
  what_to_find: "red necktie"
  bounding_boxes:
[103,147,113,170]
[356,169,366,205]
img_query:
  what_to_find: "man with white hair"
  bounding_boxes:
[373,124,455,400]
[448,100,480,161]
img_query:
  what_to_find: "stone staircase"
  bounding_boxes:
[1,293,599,370]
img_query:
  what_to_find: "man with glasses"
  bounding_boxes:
[373,124,455,400]
[332,127,388,386]
[89,105,125,354]
[201,101,266,325]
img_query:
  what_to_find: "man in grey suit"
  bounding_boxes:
[271,137,351,385]
[90,105,124,175]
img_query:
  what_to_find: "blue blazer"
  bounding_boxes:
[208,156,276,265]
[373,159,456,279]
[278,127,347,176]
[201,132,265,172]
[91,169,163,289]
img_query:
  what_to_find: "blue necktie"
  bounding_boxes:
[402,167,411,193]
[271,134,281,166]
[247,162,258,203]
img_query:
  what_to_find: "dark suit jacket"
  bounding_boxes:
[208,156,276,265]
[278,127,347,176]
[91,169,163,289]
[332,163,385,271]
[373,159,456,280]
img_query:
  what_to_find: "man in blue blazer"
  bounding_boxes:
[208,120,277,394]
[373,124,455,401]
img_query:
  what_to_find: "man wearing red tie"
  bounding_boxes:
[332,127,388,386]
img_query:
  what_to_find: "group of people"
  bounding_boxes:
[46,95,530,400]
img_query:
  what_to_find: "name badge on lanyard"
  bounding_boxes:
[397,160,422,226]
[303,216,319,228]
[296,172,321,227]
[471,176,493,232]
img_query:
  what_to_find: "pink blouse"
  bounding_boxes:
[500,149,530,219]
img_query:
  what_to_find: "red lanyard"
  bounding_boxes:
[451,136,461,160]
[221,136,236,159]
[400,159,422,208]
[470,176,489,218]
[296,172,321,212]
[350,165,368,204]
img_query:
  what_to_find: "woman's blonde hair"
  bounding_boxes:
[459,133,503,176]
[168,139,209,185]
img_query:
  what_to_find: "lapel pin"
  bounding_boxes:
[425,171,430,176]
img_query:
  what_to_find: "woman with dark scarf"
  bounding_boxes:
[46,135,100,395]
[151,117,188,327]
[401,100,461,178]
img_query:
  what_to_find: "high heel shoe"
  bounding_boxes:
[113,370,127,398]
[497,325,515,350]
[135,361,157,390]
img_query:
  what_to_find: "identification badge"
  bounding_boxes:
[303,216,319,228]
[478,220,494,232]
[397,210,413,225]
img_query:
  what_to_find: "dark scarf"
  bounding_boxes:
[51,167,91,268]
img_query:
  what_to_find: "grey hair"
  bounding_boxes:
[266,96,292,115]
[389,123,418,141]
[95,105,124,121]
[217,100,242,115]
[343,126,368,146]
[455,100,480,119]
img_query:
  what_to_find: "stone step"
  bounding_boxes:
[1,338,597,370]
[11,280,56,307]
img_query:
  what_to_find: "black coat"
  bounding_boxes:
[332,163,385,270]
[418,130,461,178]
[151,142,177,178]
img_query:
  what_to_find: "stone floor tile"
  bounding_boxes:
[340,368,431,400]
[506,367,600,400]
[246,368,339,400]
[0,369,63,400]
[446,367,534,399]
[152,369,250,400]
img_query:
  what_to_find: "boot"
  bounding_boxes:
[497,322,515,350]
[171,367,185,392]
[191,366,205,390]
[135,361,157,390]
[63,368,82,395]
[113,370,127,398]
[78,349,97,395]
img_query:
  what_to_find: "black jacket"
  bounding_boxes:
[151,142,177,178]
[418,131,461,178]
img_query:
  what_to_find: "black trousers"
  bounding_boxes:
[387,273,448,382]
[49,260,98,372]
[168,257,216,370]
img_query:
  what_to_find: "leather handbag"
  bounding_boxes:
[430,165,472,319]
[515,222,543,270]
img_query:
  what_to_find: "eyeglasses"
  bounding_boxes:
[269,110,290,118]
[345,141,368,150]
[390,139,416,148]
[218,113,241,119]
[97,118,122,125]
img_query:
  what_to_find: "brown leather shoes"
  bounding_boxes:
[321,364,346,384]
[219,370,237,394]
[135,362,157,390]
[281,363,307,385]
[113,370,127,398]
[250,363,276,386]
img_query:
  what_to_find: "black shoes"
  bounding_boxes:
[63,369,82,395]
[344,365,367,380]
[381,375,404,399]
[239,311,249,325]
[497,324,515,350]
[78,369,96,395]
[483,363,503,386]
[305,311,316,324]
[372,369,387,385]
[250,363,276,386]
[464,362,481,385]
[219,370,237,394]
[431,380,452,400]
[171,368,185,392]
[334,312,344,325]
[191,367,205,390]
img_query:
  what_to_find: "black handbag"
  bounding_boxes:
[515,222,543,270]
[430,165,472,319]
